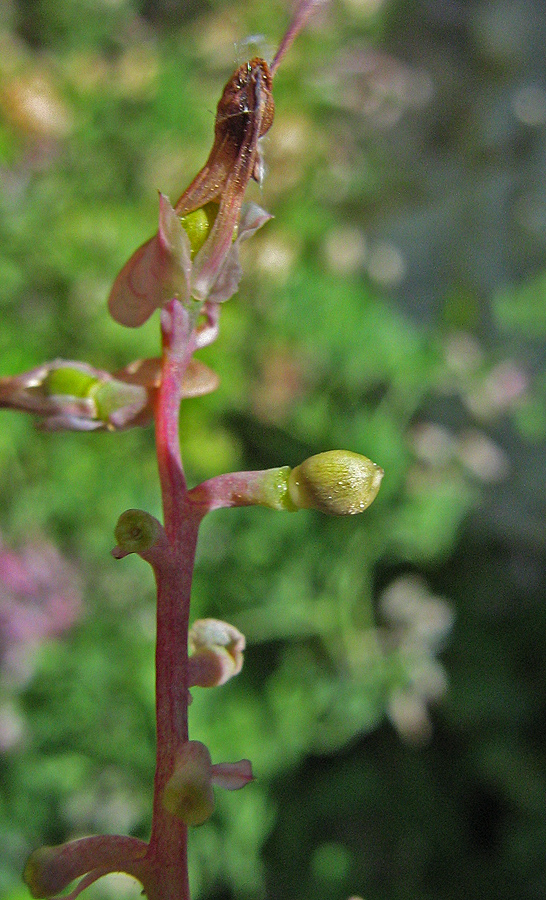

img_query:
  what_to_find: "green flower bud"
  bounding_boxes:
[43,366,97,399]
[288,450,383,515]
[90,379,147,424]
[3,360,152,431]
[162,742,215,826]
[180,202,219,259]
[114,509,162,554]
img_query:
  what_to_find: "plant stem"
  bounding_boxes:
[145,298,202,900]
[155,301,197,540]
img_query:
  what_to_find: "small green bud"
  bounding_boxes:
[180,203,219,258]
[43,366,97,399]
[114,509,161,553]
[288,450,383,515]
[91,379,146,423]
[163,742,215,826]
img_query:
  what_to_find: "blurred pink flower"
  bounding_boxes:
[0,537,83,686]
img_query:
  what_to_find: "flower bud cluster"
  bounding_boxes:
[15,9,374,900]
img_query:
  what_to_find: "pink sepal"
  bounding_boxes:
[211,759,254,790]
[45,867,109,900]
[238,202,274,240]
[108,194,192,327]
[23,835,148,899]
[193,203,272,303]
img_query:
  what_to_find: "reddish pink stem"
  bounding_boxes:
[270,0,325,76]
[145,298,202,900]
[154,302,197,539]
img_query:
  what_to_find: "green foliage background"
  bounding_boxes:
[1,1,546,899]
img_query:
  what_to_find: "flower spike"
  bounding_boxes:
[108,59,275,326]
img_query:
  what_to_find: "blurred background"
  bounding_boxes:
[1,0,545,898]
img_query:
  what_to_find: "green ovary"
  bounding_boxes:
[44,367,97,399]
[180,202,219,258]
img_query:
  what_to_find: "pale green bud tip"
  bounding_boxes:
[288,450,383,515]
[162,742,215,826]
[114,509,161,553]
[260,466,298,511]
[23,846,69,899]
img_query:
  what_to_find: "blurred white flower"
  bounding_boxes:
[456,429,510,482]
[379,575,455,744]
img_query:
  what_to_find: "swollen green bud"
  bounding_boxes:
[180,203,219,258]
[91,379,146,424]
[114,509,161,553]
[288,450,383,515]
[163,742,215,826]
